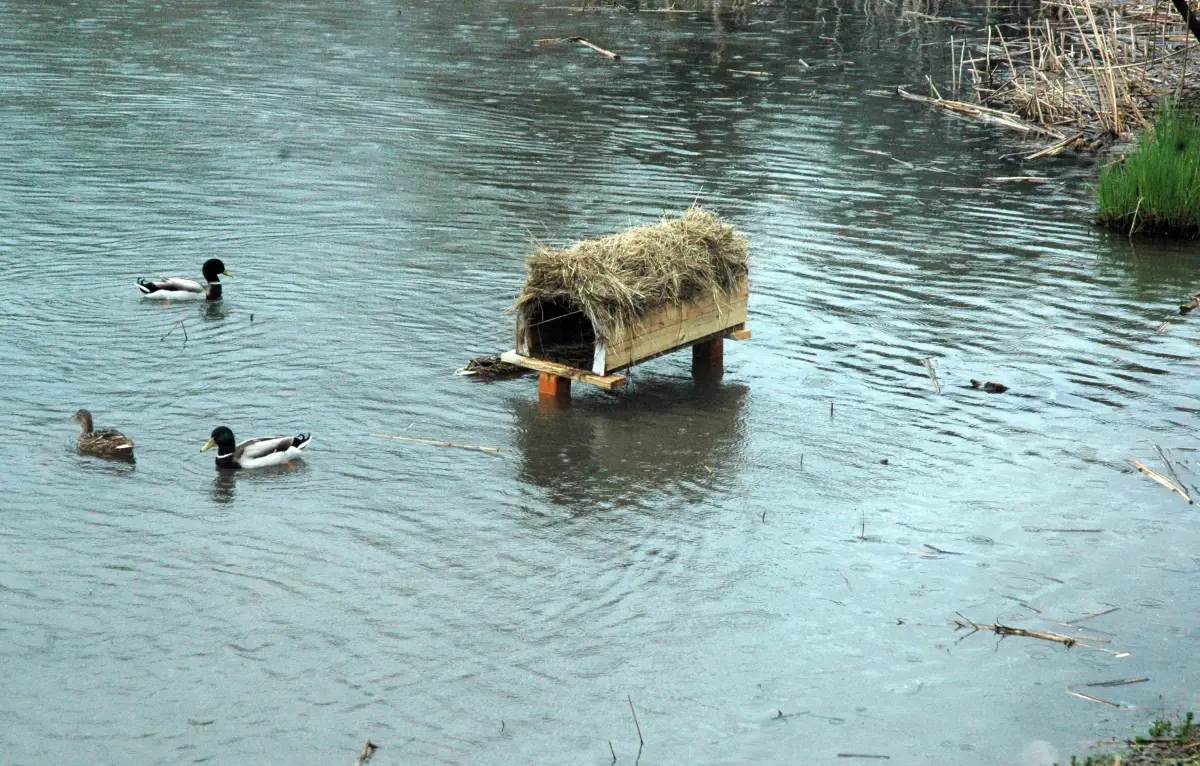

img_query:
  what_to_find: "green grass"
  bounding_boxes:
[1059,712,1200,766]
[1096,106,1200,238]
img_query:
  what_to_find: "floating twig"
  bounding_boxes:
[609,740,617,764]
[354,740,378,766]
[370,433,501,454]
[849,147,916,168]
[627,696,644,747]
[160,319,188,344]
[1066,689,1124,708]
[953,613,1078,647]
[1086,677,1148,688]
[1129,458,1194,504]
[1024,131,1086,160]
[924,543,962,555]
[897,87,1064,139]
[987,176,1052,183]
[536,36,622,59]
[1064,606,1120,625]
[1154,445,1190,500]
[922,357,942,394]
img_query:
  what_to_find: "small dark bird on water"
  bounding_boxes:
[73,409,135,461]
[1179,294,1200,315]
[970,379,1009,394]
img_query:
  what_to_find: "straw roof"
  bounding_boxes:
[512,207,749,344]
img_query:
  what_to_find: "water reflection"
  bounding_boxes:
[201,301,230,322]
[513,380,748,513]
[73,448,137,472]
[208,462,310,505]
[210,470,238,504]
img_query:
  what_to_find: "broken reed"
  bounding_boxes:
[1097,104,1200,237]
[954,0,1200,146]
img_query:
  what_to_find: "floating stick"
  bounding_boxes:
[535,36,622,59]
[370,433,501,454]
[354,741,378,766]
[1129,459,1193,504]
[1086,677,1148,687]
[1066,689,1124,707]
[160,319,188,344]
[627,696,643,747]
[922,357,941,394]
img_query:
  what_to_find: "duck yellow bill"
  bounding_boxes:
[201,438,217,452]
[223,269,231,276]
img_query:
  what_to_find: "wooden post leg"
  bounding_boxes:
[538,372,571,405]
[692,337,724,382]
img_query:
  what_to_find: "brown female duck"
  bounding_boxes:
[73,409,135,461]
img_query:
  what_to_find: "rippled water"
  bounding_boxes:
[3,1,1199,764]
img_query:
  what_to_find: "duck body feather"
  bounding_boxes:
[137,277,211,300]
[203,427,311,470]
[136,259,228,301]
[73,410,135,461]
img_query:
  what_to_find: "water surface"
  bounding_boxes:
[2,1,1199,764]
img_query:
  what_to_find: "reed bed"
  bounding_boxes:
[950,0,1200,152]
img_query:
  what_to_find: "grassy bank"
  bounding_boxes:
[1096,106,1200,237]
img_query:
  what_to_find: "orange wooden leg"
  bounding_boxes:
[538,372,571,405]
[692,337,724,382]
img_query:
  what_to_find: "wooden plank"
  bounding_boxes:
[602,291,747,373]
[500,351,627,390]
[614,281,749,340]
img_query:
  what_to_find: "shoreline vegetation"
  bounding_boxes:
[1096,104,1200,236]
[928,0,1200,157]
[1067,713,1199,765]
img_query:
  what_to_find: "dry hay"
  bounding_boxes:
[512,207,749,345]
[946,0,1200,151]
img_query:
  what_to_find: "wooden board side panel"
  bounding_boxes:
[601,283,749,373]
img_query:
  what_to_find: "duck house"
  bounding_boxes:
[501,208,751,401]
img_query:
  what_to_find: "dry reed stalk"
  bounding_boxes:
[958,0,1200,151]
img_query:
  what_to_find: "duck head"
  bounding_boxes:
[73,409,94,433]
[202,425,236,454]
[202,258,230,283]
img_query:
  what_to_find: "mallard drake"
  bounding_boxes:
[73,409,135,460]
[201,425,312,470]
[137,258,230,300]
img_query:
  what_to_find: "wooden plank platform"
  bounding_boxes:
[500,351,628,390]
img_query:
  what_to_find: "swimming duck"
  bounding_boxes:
[137,258,230,300]
[970,379,1009,394]
[201,425,312,470]
[73,409,135,460]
